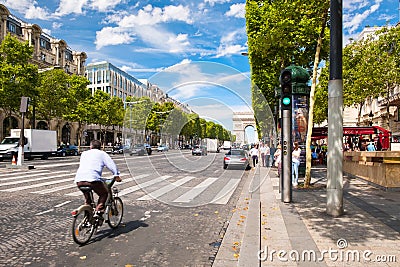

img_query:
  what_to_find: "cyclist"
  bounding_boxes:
[74,140,122,221]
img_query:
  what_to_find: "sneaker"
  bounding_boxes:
[93,211,104,226]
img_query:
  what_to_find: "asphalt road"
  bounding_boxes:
[0,149,250,266]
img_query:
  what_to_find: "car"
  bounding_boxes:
[111,145,130,154]
[223,149,251,170]
[157,145,169,152]
[192,145,207,156]
[57,145,79,157]
[129,144,152,156]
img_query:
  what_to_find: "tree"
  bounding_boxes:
[0,34,39,129]
[246,0,330,188]
[36,68,69,142]
[63,74,92,148]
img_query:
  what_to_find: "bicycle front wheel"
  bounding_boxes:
[72,211,95,245]
[107,197,123,228]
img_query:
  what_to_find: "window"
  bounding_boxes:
[7,22,16,33]
[96,70,102,83]
[105,70,110,82]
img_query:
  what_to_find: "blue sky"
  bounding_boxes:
[1,0,399,134]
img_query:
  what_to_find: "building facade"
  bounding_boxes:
[0,4,87,144]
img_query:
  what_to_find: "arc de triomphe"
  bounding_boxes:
[232,111,258,145]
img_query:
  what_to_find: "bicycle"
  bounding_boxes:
[71,177,124,245]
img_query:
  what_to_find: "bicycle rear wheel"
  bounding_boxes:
[107,197,123,228]
[72,211,95,245]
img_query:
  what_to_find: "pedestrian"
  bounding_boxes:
[274,145,282,176]
[367,141,376,151]
[259,143,267,167]
[265,143,270,167]
[249,144,259,168]
[292,142,301,187]
[270,145,276,167]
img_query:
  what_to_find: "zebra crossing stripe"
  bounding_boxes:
[211,179,241,205]
[118,175,171,197]
[0,170,69,183]
[31,183,76,194]
[137,176,195,201]
[1,176,73,192]
[65,173,151,197]
[0,169,50,178]
[0,172,72,187]
[173,178,218,203]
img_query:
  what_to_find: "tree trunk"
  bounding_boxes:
[304,9,328,188]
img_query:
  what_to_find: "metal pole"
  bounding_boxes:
[327,0,344,216]
[17,112,25,166]
[281,108,292,203]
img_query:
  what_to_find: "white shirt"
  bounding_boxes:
[75,149,120,183]
[292,148,301,162]
[250,147,259,157]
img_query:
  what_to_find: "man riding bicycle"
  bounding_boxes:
[74,140,122,221]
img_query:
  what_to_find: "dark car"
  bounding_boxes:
[129,144,152,156]
[111,145,130,154]
[57,145,79,157]
[192,145,207,156]
[223,149,250,170]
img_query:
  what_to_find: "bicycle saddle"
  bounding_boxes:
[78,186,92,192]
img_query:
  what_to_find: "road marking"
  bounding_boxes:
[137,176,194,201]
[65,173,151,197]
[173,178,218,203]
[0,169,50,178]
[0,170,69,183]
[32,184,76,194]
[1,176,74,192]
[118,175,171,197]
[35,209,54,216]
[0,172,72,187]
[211,179,241,205]
[54,201,71,208]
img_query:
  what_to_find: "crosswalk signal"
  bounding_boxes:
[280,69,292,110]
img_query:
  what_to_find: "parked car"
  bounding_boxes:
[223,149,250,170]
[57,145,79,157]
[157,145,169,152]
[111,145,130,154]
[129,144,152,156]
[192,145,207,156]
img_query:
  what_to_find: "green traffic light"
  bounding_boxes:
[282,97,291,105]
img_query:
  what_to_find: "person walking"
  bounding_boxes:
[292,142,301,187]
[259,143,267,167]
[249,144,259,168]
[265,143,271,167]
[274,145,282,176]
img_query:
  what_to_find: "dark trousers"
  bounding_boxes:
[77,181,108,212]
[252,155,258,167]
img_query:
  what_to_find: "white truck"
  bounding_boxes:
[0,129,57,161]
[222,140,231,150]
[206,138,219,153]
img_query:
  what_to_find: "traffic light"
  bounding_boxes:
[279,69,292,110]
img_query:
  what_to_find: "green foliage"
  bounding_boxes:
[36,69,69,123]
[0,34,39,116]
[246,0,330,107]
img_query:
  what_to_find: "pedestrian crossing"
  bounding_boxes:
[0,168,243,205]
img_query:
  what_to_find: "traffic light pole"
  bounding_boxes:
[281,108,292,203]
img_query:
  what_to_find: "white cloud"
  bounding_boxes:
[118,4,192,27]
[55,0,88,16]
[0,0,53,20]
[95,4,193,51]
[343,0,383,34]
[24,5,51,19]
[90,0,123,12]
[215,30,247,57]
[95,26,135,49]
[225,3,245,18]
[204,0,231,7]
[52,22,63,30]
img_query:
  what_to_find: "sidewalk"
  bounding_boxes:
[214,165,400,266]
